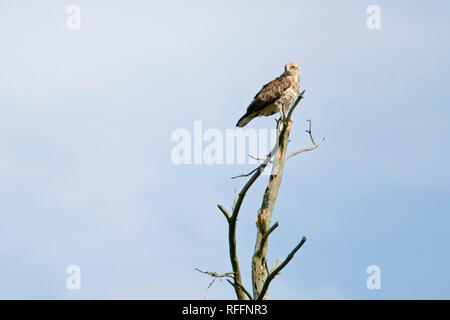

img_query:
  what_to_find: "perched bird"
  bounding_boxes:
[236,62,301,127]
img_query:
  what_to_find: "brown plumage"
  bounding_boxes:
[236,62,300,127]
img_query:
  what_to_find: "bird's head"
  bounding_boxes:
[284,62,300,75]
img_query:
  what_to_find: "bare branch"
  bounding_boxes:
[226,279,254,300]
[217,204,231,222]
[195,268,235,279]
[231,145,280,220]
[263,221,279,241]
[195,268,235,299]
[231,166,262,179]
[216,203,245,299]
[305,119,316,144]
[256,236,307,300]
[232,188,238,211]
[285,139,325,159]
[286,90,305,123]
[255,221,279,256]
[249,154,273,162]
[286,119,325,160]
[196,268,253,300]
[269,259,282,274]
[231,146,277,180]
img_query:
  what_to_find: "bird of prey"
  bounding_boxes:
[236,62,300,127]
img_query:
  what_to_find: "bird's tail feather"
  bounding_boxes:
[236,113,254,127]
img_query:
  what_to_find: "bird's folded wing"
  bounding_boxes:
[246,76,292,114]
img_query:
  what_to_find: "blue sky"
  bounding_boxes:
[0,0,449,299]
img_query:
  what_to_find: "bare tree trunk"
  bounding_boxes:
[252,119,291,299]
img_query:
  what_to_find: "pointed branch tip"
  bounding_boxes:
[217,204,231,221]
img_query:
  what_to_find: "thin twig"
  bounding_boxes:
[249,154,273,162]
[286,119,325,160]
[286,90,306,123]
[269,259,282,274]
[231,166,262,179]
[195,268,235,299]
[195,268,235,279]
[232,188,238,210]
[262,221,279,243]
[217,204,231,222]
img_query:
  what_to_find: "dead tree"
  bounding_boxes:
[198,90,325,300]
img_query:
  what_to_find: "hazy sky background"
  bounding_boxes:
[0,0,449,299]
